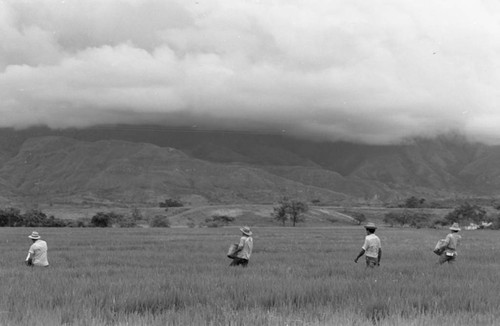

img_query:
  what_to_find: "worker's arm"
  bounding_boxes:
[354,249,365,263]
[25,252,33,266]
[377,248,382,266]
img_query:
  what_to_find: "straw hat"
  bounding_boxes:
[28,231,41,240]
[240,226,252,236]
[364,222,377,230]
[449,223,461,231]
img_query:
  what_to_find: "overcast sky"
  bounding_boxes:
[2,0,500,144]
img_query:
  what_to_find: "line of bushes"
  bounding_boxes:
[0,208,171,228]
[383,202,500,229]
[0,208,67,227]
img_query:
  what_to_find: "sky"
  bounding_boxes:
[2,0,500,144]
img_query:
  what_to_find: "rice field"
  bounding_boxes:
[1,226,499,326]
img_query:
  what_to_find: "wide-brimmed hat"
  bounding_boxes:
[449,223,461,231]
[28,231,40,240]
[364,222,377,230]
[240,226,252,236]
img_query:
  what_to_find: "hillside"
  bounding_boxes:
[0,126,498,206]
[0,136,348,206]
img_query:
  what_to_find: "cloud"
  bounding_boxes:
[2,0,500,144]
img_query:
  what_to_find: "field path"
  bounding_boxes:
[167,204,358,226]
[317,208,358,223]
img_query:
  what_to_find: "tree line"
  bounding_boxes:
[0,207,171,228]
[384,200,500,229]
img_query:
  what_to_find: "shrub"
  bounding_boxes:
[444,202,486,224]
[204,214,234,227]
[90,212,121,227]
[408,212,431,229]
[485,214,500,230]
[0,207,22,226]
[159,199,183,208]
[22,209,68,227]
[399,196,426,208]
[90,212,135,227]
[91,213,111,227]
[211,215,235,224]
[149,215,171,228]
[383,212,401,227]
[346,211,366,225]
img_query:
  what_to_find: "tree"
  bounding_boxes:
[90,212,125,227]
[288,200,309,227]
[350,212,367,225]
[22,209,52,227]
[272,197,289,226]
[91,212,112,227]
[0,207,22,226]
[272,198,308,227]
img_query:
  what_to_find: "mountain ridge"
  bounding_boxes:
[0,126,498,206]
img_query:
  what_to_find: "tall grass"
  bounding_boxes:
[0,227,499,325]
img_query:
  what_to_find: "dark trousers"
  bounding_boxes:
[230,258,249,267]
[366,256,378,268]
[439,253,456,264]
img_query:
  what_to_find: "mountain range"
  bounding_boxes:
[0,125,499,207]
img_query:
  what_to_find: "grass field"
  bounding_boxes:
[1,226,499,325]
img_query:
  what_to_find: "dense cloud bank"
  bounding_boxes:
[2,0,500,144]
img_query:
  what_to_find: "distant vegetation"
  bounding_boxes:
[272,197,309,227]
[383,210,432,229]
[149,215,171,228]
[3,197,500,230]
[0,208,67,227]
[90,212,137,228]
[159,198,184,208]
[343,211,367,225]
[0,207,140,228]
[383,199,500,230]
[204,214,235,228]
[396,196,447,209]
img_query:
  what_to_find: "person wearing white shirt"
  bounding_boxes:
[229,226,253,267]
[26,231,49,267]
[354,222,382,268]
[438,223,461,265]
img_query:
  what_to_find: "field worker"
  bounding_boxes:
[354,222,382,268]
[25,231,49,267]
[438,223,461,265]
[229,226,253,267]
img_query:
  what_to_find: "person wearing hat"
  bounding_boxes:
[25,231,49,267]
[229,226,253,267]
[354,222,382,268]
[438,223,461,265]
